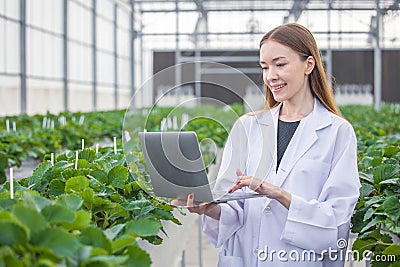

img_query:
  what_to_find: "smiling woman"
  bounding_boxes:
[176,23,361,267]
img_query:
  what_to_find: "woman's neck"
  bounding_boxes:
[279,91,314,121]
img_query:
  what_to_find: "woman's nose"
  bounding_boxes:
[265,68,277,83]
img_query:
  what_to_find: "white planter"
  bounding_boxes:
[137,210,199,267]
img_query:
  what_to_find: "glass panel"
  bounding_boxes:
[0,76,20,116]
[69,0,92,44]
[117,57,129,87]
[96,17,113,51]
[97,51,113,84]
[5,20,20,73]
[69,42,92,82]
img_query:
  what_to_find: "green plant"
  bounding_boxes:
[344,112,400,266]
[0,191,154,266]
[0,144,181,266]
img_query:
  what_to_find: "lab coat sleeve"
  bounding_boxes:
[202,116,250,247]
[202,201,245,247]
[280,122,361,253]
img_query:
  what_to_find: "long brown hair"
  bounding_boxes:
[260,23,341,116]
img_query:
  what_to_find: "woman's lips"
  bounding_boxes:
[271,83,287,93]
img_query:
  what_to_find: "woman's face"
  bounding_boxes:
[260,40,313,103]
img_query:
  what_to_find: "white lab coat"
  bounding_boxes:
[203,99,361,267]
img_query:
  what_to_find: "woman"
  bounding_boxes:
[174,23,360,266]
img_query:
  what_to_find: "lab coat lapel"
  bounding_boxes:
[273,99,332,189]
[252,106,277,181]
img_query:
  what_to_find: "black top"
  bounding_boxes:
[277,119,300,170]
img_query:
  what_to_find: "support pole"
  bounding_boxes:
[63,0,69,111]
[374,0,382,110]
[20,0,26,114]
[92,0,97,110]
[175,0,181,106]
[114,3,118,109]
[326,0,333,91]
[130,0,136,109]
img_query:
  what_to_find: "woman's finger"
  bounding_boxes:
[170,199,188,206]
[229,177,251,193]
[187,193,195,207]
[236,169,244,176]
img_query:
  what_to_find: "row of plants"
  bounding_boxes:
[341,106,400,267]
[1,104,244,184]
[0,104,244,266]
[0,110,125,184]
[0,104,398,266]
[0,142,180,266]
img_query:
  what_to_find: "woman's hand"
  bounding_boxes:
[171,194,221,220]
[228,169,292,209]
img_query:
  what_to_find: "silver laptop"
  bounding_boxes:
[138,131,266,204]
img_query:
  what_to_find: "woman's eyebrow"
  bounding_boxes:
[259,56,286,65]
[272,56,285,62]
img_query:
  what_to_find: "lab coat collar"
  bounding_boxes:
[260,98,333,206]
[255,98,332,129]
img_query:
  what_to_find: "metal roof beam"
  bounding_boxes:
[283,0,311,23]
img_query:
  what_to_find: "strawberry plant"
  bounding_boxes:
[0,143,180,266]
[342,106,400,267]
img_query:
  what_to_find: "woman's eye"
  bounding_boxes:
[277,63,286,67]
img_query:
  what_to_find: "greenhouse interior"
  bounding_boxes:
[0,0,399,266]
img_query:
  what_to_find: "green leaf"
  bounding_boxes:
[365,196,383,207]
[41,205,76,224]
[0,221,29,246]
[373,164,399,184]
[21,192,51,211]
[150,208,174,221]
[80,149,96,161]
[61,169,87,180]
[384,218,400,234]
[79,226,112,254]
[108,166,128,189]
[360,171,374,184]
[78,159,91,169]
[364,207,376,221]
[0,170,6,185]
[380,178,400,185]
[34,259,57,267]
[0,152,8,170]
[55,194,83,210]
[111,237,136,253]
[124,219,161,237]
[81,255,129,267]
[32,162,52,179]
[0,198,17,211]
[124,200,154,217]
[65,176,90,194]
[383,244,400,255]
[383,196,400,221]
[123,244,152,267]
[383,146,400,157]
[360,183,375,198]
[360,217,380,233]
[12,205,48,236]
[352,238,375,260]
[90,170,109,185]
[108,204,129,219]
[48,179,65,197]
[32,228,80,258]
[104,224,126,241]
[60,210,91,231]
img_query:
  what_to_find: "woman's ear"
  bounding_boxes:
[305,56,315,75]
